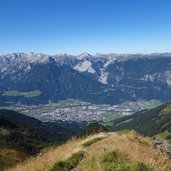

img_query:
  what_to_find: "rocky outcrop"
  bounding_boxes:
[153,137,171,159]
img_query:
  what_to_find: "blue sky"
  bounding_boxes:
[0,0,171,55]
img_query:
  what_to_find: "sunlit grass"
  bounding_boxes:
[3,90,41,98]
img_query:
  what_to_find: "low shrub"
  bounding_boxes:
[83,137,106,147]
[49,151,84,171]
[101,151,153,171]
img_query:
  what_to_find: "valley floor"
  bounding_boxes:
[6,131,171,171]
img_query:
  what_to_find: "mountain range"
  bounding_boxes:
[1,52,171,105]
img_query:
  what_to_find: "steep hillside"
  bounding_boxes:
[0,109,85,170]
[6,132,171,171]
[109,103,171,139]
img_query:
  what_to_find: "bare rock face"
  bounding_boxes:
[153,137,171,159]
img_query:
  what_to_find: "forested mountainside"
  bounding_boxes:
[109,103,171,140]
[0,109,85,170]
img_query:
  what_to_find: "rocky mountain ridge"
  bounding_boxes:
[1,52,171,105]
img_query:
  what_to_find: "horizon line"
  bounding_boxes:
[1,51,171,57]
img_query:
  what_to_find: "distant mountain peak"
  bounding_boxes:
[77,52,92,60]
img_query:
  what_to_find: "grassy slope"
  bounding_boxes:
[0,109,43,170]
[3,90,42,98]
[0,109,84,170]
[7,132,171,171]
[108,103,171,139]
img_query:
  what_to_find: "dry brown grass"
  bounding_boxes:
[5,131,171,171]
[6,133,107,171]
[0,147,27,171]
[76,131,171,171]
